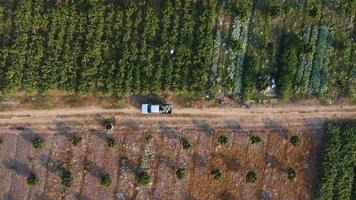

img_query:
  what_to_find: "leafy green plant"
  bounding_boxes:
[61,170,74,188]
[287,168,296,181]
[218,135,228,146]
[211,169,222,180]
[316,122,356,200]
[32,137,44,149]
[101,173,112,187]
[0,137,3,145]
[175,168,186,180]
[26,173,39,186]
[107,138,117,149]
[10,166,17,175]
[269,5,281,17]
[105,123,113,131]
[303,43,314,55]
[181,138,191,150]
[290,136,301,146]
[250,136,262,144]
[137,171,150,186]
[246,171,257,183]
[72,136,82,146]
[309,6,320,17]
[144,135,154,142]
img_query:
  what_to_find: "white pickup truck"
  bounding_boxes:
[141,104,172,114]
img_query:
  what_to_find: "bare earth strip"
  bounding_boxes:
[0,105,355,200]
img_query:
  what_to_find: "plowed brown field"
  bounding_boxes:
[0,105,355,200]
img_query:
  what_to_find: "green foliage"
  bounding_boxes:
[107,138,117,149]
[32,137,44,149]
[100,173,112,187]
[144,135,154,142]
[72,136,82,146]
[181,138,192,150]
[246,171,257,183]
[290,136,301,146]
[268,5,281,17]
[316,122,356,200]
[218,135,229,146]
[309,6,321,17]
[61,170,74,188]
[276,33,299,101]
[0,0,352,102]
[287,168,297,181]
[105,123,113,131]
[26,173,39,186]
[211,169,222,180]
[250,136,262,144]
[175,168,186,179]
[137,171,150,186]
[303,43,315,55]
[242,55,259,100]
[0,137,3,145]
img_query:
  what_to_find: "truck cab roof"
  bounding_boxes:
[141,104,160,114]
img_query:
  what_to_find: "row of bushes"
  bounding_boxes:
[0,0,354,101]
[0,0,217,95]
[316,122,356,200]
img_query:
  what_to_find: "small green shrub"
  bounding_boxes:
[144,135,154,142]
[218,135,228,146]
[0,137,3,145]
[181,138,191,150]
[61,171,74,188]
[10,166,17,175]
[309,6,320,17]
[250,136,262,144]
[303,43,314,55]
[105,123,113,131]
[138,171,150,186]
[287,168,297,181]
[26,173,39,186]
[269,5,281,17]
[72,136,82,146]
[175,168,186,180]
[246,171,257,183]
[32,137,44,149]
[290,136,301,146]
[101,173,112,187]
[107,138,117,149]
[211,169,222,180]
[28,156,36,164]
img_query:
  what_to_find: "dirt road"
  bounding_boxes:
[0,105,355,200]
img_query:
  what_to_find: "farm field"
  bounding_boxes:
[0,105,355,200]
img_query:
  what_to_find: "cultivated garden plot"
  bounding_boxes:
[0,106,355,200]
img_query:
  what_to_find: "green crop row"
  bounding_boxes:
[316,122,356,200]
